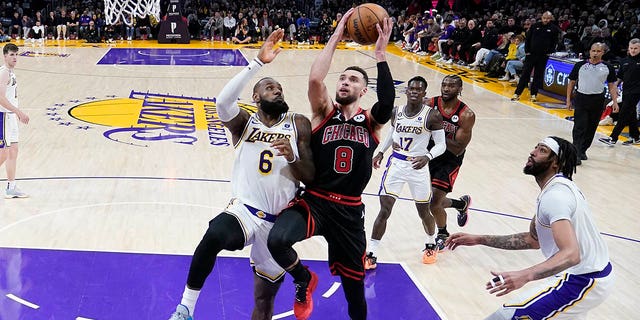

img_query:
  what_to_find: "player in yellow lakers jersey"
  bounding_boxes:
[0,43,30,199]
[169,29,314,320]
[366,76,446,267]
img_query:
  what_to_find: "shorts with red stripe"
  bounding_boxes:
[292,189,366,281]
[429,150,464,193]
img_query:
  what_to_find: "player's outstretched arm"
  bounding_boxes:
[218,30,284,142]
[308,9,354,122]
[368,18,395,128]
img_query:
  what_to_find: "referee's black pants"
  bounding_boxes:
[610,93,640,141]
[572,92,605,156]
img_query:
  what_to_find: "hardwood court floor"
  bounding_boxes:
[0,38,638,319]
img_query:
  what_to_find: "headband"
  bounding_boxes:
[540,137,560,155]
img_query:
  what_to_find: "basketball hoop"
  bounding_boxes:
[104,0,160,26]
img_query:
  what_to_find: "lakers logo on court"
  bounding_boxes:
[50,90,257,147]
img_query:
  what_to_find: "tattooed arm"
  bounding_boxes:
[445,216,540,251]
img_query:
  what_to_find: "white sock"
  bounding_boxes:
[8,181,16,190]
[368,239,380,255]
[426,232,436,245]
[180,286,200,315]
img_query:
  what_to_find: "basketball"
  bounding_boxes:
[345,3,389,45]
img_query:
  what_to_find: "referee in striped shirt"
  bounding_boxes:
[566,42,619,164]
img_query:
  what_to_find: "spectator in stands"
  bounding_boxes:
[431,17,454,61]
[30,20,45,44]
[296,12,310,31]
[499,34,525,82]
[93,13,105,39]
[248,12,260,41]
[417,16,440,54]
[67,10,79,39]
[205,11,223,40]
[46,11,57,38]
[231,25,251,44]
[223,11,236,41]
[285,11,297,42]
[126,14,136,40]
[0,29,10,42]
[136,15,150,40]
[272,10,285,34]
[21,14,32,40]
[500,17,522,35]
[441,17,469,64]
[10,12,21,39]
[79,10,91,39]
[187,10,200,39]
[458,19,482,65]
[318,12,332,44]
[86,20,100,43]
[259,11,273,42]
[469,19,500,68]
[512,11,562,102]
[55,10,67,40]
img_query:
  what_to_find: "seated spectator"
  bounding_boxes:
[67,10,79,39]
[125,14,136,40]
[79,10,91,39]
[457,19,482,65]
[440,18,469,64]
[417,16,440,54]
[259,11,273,42]
[21,14,33,40]
[137,15,151,40]
[499,34,526,82]
[55,10,67,40]
[86,20,100,43]
[46,11,57,38]
[285,11,297,42]
[222,11,236,41]
[431,17,454,60]
[231,25,251,44]
[30,20,46,44]
[0,28,10,42]
[469,19,500,68]
[10,12,21,39]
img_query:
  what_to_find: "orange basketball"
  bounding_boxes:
[345,3,389,45]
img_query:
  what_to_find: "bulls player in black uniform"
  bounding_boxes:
[267,9,394,320]
[427,75,476,249]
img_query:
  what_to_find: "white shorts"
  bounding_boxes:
[378,154,432,203]
[225,199,285,283]
[485,263,615,320]
[0,112,19,148]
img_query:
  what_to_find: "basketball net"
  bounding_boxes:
[104,0,160,26]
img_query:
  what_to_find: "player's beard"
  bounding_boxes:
[523,156,553,176]
[260,99,289,117]
[336,93,357,106]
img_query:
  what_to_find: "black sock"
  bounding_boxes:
[450,198,465,210]
[438,226,449,237]
[289,262,310,283]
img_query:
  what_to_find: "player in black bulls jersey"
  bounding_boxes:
[427,75,476,250]
[267,8,395,320]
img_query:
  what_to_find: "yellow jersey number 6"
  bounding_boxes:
[259,150,274,175]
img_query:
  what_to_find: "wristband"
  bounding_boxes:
[287,154,299,164]
[426,152,433,161]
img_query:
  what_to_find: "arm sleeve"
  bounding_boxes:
[370,61,395,124]
[428,129,446,159]
[377,126,394,153]
[216,58,263,122]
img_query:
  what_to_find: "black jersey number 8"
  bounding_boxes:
[334,146,353,173]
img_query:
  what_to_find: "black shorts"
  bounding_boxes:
[293,190,366,281]
[429,150,465,193]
